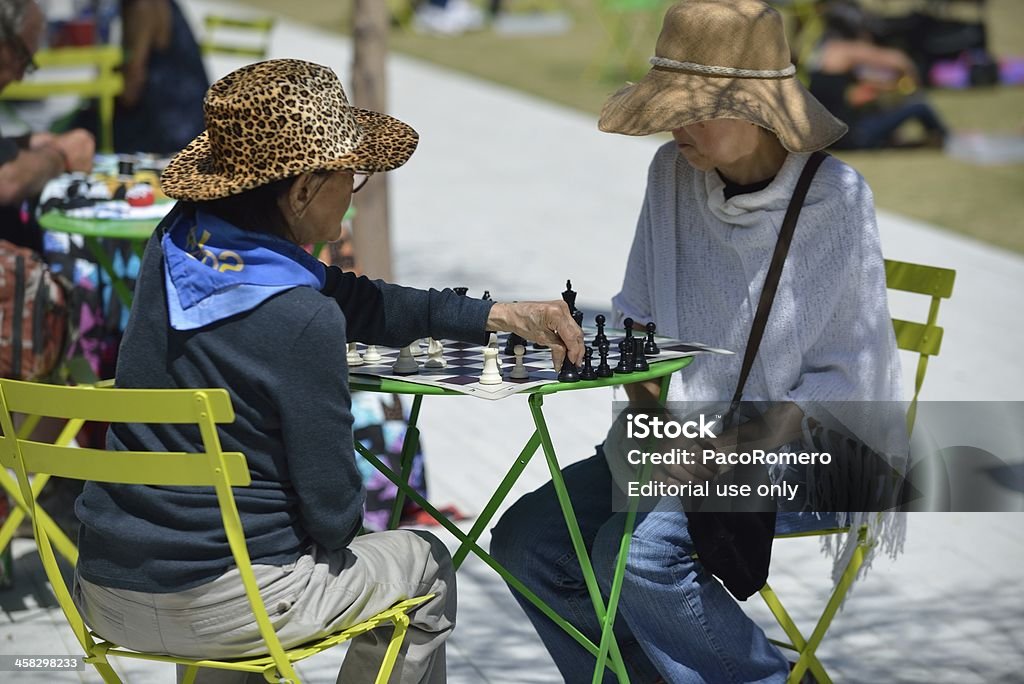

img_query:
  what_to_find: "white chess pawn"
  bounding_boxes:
[424,338,447,368]
[479,347,502,385]
[410,338,426,356]
[509,344,529,379]
[392,344,420,375]
[363,345,382,363]
[346,342,363,366]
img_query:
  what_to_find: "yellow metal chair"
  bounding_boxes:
[759,258,956,683]
[0,378,433,684]
[201,15,275,61]
[0,45,123,153]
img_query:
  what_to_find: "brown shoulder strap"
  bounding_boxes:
[730,151,828,410]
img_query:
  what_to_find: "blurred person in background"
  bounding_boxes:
[73,0,208,154]
[413,0,485,36]
[807,0,948,149]
[1,0,94,250]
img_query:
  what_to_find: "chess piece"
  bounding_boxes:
[424,338,446,368]
[510,344,530,379]
[594,313,608,348]
[392,344,420,375]
[346,342,363,366]
[479,347,502,384]
[572,309,584,329]
[487,333,502,367]
[453,286,469,297]
[363,345,382,363]
[561,279,578,315]
[579,346,598,380]
[505,332,527,357]
[644,321,660,356]
[623,317,635,347]
[633,338,649,372]
[615,338,633,374]
[482,290,492,301]
[596,341,613,378]
[558,357,580,383]
[410,338,426,356]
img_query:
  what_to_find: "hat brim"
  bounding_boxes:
[160,109,419,202]
[598,67,847,154]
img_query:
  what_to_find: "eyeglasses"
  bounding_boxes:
[12,34,38,76]
[352,172,372,193]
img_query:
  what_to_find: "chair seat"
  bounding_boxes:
[90,595,434,676]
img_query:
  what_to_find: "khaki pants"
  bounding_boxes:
[74,530,455,683]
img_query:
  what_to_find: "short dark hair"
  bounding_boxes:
[0,0,32,47]
[191,176,298,242]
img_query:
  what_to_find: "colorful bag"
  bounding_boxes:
[0,239,69,381]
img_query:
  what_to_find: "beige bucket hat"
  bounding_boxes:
[161,59,419,201]
[598,0,848,153]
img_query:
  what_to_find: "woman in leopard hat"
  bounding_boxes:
[73,59,583,683]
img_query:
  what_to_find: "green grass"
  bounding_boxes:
[233,0,1024,254]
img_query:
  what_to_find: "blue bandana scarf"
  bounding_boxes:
[162,210,326,331]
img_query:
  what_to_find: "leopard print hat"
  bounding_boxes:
[160,59,419,201]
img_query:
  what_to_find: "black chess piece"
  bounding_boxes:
[633,338,649,372]
[482,290,492,301]
[561,279,577,314]
[623,317,635,346]
[504,332,526,356]
[644,321,660,356]
[453,286,469,297]
[594,313,608,347]
[596,341,613,378]
[572,309,584,329]
[558,357,580,383]
[533,341,549,350]
[579,346,598,380]
[614,338,633,374]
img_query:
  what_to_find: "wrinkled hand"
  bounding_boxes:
[53,129,95,172]
[485,300,584,371]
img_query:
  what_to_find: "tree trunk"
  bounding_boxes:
[350,0,392,281]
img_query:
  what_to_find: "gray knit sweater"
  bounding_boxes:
[76,227,492,593]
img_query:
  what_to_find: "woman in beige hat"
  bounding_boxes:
[493,1,904,682]
[71,59,583,683]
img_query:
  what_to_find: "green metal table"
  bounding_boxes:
[37,209,163,308]
[351,356,693,683]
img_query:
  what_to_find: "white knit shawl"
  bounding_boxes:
[609,142,907,585]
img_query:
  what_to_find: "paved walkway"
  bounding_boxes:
[1,2,1022,682]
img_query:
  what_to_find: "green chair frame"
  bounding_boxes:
[0,46,124,153]
[760,257,956,683]
[201,15,275,61]
[0,378,433,684]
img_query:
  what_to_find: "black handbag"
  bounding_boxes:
[688,151,828,601]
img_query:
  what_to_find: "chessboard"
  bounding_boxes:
[346,328,731,400]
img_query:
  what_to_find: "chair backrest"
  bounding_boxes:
[201,15,275,60]
[0,46,123,153]
[884,258,956,432]
[0,379,300,683]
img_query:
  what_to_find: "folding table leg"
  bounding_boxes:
[528,394,630,683]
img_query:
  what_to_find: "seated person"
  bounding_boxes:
[491,1,905,681]
[1,0,94,249]
[808,0,947,150]
[72,58,584,684]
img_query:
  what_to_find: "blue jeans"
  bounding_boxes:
[850,100,947,149]
[491,451,836,684]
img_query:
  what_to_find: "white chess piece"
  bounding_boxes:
[363,345,382,363]
[424,338,447,368]
[487,332,502,368]
[346,342,363,366]
[509,344,529,379]
[392,344,420,374]
[479,347,502,385]
[410,338,426,356]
